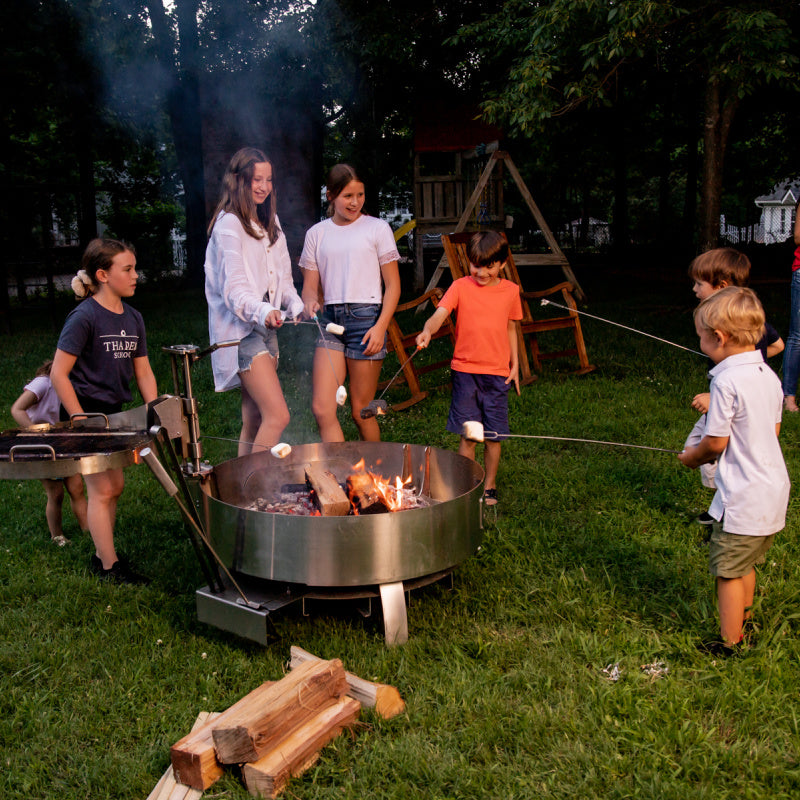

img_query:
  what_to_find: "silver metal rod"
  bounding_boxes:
[540,298,704,357]
[482,430,681,454]
[312,314,343,385]
[377,347,422,402]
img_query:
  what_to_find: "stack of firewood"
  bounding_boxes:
[146,647,405,799]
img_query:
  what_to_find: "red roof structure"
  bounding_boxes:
[414,104,503,153]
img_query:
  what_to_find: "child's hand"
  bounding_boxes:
[265,310,283,328]
[691,392,710,414]
[361,325,386,356]
[505,364,520,395]
[677,448,697,469]
[302,298,320,320]
[416,330,431,349]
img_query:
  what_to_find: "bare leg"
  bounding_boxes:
[41,479,66,540]
[311,347,347,442]
[238,352,290,456]
[458,436,477,461]
[717,572,752,645]
[483,440,502,492]
[64,473,88,531]
[84,468,125,569]
[347,358,384,441]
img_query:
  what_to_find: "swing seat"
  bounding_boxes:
[441,232,595,383]
[381,288,456,411]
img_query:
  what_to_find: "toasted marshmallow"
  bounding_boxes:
[270,443,292,458]
[336,385,348,406]
[461,421,484,442]
[326,322,345,335]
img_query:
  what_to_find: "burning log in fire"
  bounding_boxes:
[247,459,434,517]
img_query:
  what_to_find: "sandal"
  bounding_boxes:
[483,488,498,506]
[51,535,71,547]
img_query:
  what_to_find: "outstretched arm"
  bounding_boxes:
[416,307,451,349]
[678,434,728,469]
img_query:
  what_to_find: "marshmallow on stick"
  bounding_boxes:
[336,385,348,406]
[462,421,485,442]
[270,442,292,458]
[326,322,345,335]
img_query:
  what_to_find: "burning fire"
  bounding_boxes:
[349,458,411,513]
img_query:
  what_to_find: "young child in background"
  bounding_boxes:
[300,164,401,442]
[416,231,522,506]
[11,360,88,546]
[51,238,158,583]
[686,248,784,524]
[205,147,305,456]
[678,287,789,655]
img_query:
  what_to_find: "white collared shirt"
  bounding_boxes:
[706,350,790,535]
[204,212,303,391]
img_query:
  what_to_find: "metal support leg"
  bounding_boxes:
[379,581,408,646]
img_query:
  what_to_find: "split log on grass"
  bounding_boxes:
[304,464,350,516]
[346,471,390,514]
[212,658,349,765]
[289,645,406,720]
[154,711,220,798]
[242,695,361,799]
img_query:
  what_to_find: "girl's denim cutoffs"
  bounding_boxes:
[238,325,279,373]
[317,303,386,360]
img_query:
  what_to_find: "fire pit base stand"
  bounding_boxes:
[195,570,454,647]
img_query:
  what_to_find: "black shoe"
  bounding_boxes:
[698,638,744,658]
[91,554,148,585]
[696,512,715,525]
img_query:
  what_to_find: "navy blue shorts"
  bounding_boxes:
[317,303,386,361]
[446,370,510,441]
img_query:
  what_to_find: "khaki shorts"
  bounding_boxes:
[708,520,775,579]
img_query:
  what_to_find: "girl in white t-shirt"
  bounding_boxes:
[300,164,401,441]
[205,147,305,455]
[11,360,88,546]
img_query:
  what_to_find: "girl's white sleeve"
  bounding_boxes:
[216,223,272,326]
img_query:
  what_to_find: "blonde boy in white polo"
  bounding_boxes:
[678,287,790,655]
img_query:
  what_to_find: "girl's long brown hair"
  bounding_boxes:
[208,147,278,244]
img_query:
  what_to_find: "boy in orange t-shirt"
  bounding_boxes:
[417,231,522,505]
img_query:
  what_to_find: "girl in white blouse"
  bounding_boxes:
[205,148,304,455]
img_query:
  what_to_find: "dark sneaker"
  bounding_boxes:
[698,638,744,658]
[90,554,148,585]
[696,512,715,525]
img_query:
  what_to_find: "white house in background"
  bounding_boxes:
[754,180,800,244]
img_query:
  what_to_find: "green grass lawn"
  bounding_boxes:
[1,267,800,799]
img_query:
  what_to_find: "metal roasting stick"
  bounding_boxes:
[481,430,681,454]
[361,347,424,418]
[311,314,347,404]
[540,298,704,357]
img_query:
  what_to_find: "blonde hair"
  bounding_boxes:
[694,286,765,347]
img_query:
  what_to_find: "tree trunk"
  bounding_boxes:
[146,0,206,287]
[698,76,739,252]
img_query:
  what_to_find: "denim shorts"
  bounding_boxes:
[318,303,386,361]
[446,370,510,440]
[238,325,279,372]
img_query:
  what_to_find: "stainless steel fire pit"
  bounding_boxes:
[193,441,484,645]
